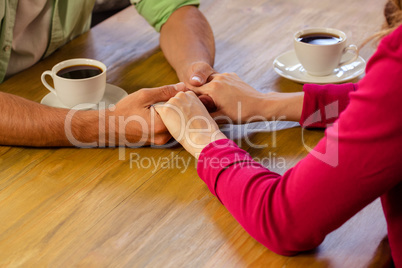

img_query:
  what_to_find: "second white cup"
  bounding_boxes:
[294,28,358,76]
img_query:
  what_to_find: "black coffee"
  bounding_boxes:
[57,65,103,79]
[297,33,342,45]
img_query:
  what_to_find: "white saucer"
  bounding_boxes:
[273,50,366,84]
[40,83,128,110]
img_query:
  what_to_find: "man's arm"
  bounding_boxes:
[0,84,183,147]
[0,91,97,146]
[159,5,215,87]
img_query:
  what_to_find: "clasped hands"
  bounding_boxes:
[111,61,298,157]
[153,72,279,158]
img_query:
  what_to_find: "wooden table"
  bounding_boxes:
[0,0,392,267]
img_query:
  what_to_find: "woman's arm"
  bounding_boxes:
[155,25,402,259]
[300,83,356,128]
[191,73,355,125]
[156,77,401,254]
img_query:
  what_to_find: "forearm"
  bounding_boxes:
[160,6,215,82]
[257,92,304,122]
[197,136,400,255]
[265,92,304,122]
[0,92,101,147]
[299,83,355,128]
[259,82,355,125]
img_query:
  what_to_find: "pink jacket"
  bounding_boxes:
[197,25,402,266]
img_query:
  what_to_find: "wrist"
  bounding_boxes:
[261,92,304,122]
[69,110,106,147]
[188,130,227,159]
[182,128,227,159]
[259,92,280,120]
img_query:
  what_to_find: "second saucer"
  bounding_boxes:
[273,50,366,84]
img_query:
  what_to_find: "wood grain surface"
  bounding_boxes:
[0,0,392,267]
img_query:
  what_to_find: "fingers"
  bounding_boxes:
[172,91,201,106]
[156,92,221,123]
[189,62,216,87]
[173,82,187,92]
[192,72,239,95]
[140,82,186,105]
[191,72,222,95]
[154,91,201,113]
[191,85,206,96]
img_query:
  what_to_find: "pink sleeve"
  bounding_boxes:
[300,83,357,128]
[197,26,402,257]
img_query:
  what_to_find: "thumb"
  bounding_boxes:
[190,62,215,87]
[143,82,186,105]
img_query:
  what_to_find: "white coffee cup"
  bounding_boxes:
[41,58,107,108]
[294,28,358,76]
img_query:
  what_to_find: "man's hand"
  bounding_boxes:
[160,5,215,88]
[184,61,216,88]
[108,83,186,146]
[178,61,217,113]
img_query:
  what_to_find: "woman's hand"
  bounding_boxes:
[153,91,227,158]
[191,73,304,123]
[191,73,268,123]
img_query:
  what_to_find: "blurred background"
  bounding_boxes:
[92,0,131,27]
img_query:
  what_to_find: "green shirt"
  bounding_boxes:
[0,0,200,83]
